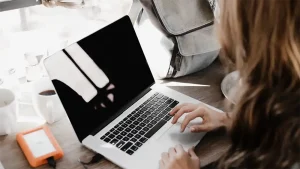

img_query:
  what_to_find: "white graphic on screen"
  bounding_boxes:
[45,43,115,110]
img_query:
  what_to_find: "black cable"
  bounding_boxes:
[47,156,57,169]
[78,153,104,169]
[79,153,104,165]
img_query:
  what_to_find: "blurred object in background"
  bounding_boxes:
[0,0,133,130]
[24,52,45,82]
[221,71,240,104]
[41,0,84,8]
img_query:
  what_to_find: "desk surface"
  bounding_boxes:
[0,60,230,169]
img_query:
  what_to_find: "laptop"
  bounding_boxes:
[44,16,210,169]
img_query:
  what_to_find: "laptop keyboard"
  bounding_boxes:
[100,92,179,155]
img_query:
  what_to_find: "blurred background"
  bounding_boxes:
[0,0,133,129]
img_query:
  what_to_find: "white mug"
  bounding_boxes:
[0,88,17,135]
[32,77,65,124]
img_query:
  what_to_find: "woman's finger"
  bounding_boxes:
[168,147,176,156]
[169,103,187,115]
[159,160,165,169]
[181,108,205,132]
[190,124,210,132]
[174,145,184,154]
[188,147,197,158]
[172,105,196,124]
[161,152,169,163]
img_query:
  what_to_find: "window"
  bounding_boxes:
[0,0,41,12]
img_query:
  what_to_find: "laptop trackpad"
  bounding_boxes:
[158,123,206,149]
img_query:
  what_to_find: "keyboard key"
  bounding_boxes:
[109,128,115,132]
[146,116,152,120]
[140,137,148,143]
[141,107,148,112]
[127,133,134,138]
[134,134,142,139]
[116,141,125,148]
[150,120,157,125]
[145,120,167,138]
[141,114,147,118]
[139,122,146,127]
[131,130,138,134]
[108,134,115,139]
[117,127,124,131]
[116,135,123,140]
[130,138,138,142]
[150,114,157,118]
[139,130,146,135]
[100,135,105,140]
[129,124,135,128]
[125,128,131,132]
[133,121,140,125]
[127,114,133,118]
[166,99,173,104]
[130,145,138,151]
[143,119,150,123]
[157,114,165,118]
[133,114,140,118]
[156,94,163,99]
[169,101,179,108]
[142,127,150,132]
[161,110,169,115]
[146,123,154,128]
[135,142,143,147]
[110,139,118,145]
[125,120,133,124]
[130,117,136,121]
[113,131,120,135]
[104,138,111,142]
[163,115,172,121]
[123,137,129,141]
[136,126,142,131]
[137,118,143,122]
[121,124,128,128]
[162,96,168,100]
[121,131,127,136]
[121,142,133,151]
[126,150,134,155]
[154,117,161,121]
[104,132,110,136]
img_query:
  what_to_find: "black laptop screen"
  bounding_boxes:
[45,16,155,142]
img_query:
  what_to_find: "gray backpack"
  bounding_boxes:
[134,0,220,79]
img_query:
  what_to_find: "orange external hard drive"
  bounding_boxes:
[16,125,64,167]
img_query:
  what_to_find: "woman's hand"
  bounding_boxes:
[170,103,228,132]
[159,145,200,169]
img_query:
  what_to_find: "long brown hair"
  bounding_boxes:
[216,0,300,168]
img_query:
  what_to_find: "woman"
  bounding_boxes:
[159,0,300,169]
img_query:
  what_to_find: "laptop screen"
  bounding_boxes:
[44,16,155,142]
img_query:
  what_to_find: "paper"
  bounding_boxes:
[23,129,56,158]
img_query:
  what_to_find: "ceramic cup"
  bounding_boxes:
[32,77,65,124]
[0,88,17,135]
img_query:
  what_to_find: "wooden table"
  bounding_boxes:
[0,60,230,169]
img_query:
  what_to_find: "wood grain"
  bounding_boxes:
[0,60,230,169]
